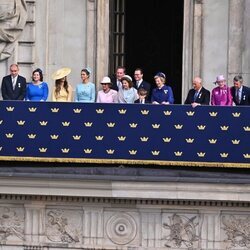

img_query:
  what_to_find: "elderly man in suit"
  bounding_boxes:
[1,64,26,100]
[184,76,210,108]
[231,75,250,106]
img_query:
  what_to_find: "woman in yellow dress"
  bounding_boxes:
[51,67,73,102]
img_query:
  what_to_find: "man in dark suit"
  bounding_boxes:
[1,64,26,100]
[133,68,151,100]
[110,66,126,91]
[184,76,210,107]
[231,75,250,106]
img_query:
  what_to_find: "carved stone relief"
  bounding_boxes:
[105,212,138,245]
[163,213,200,249]
[0,0,27,61]
[222,215,250,249]
[45,209,81,244]
[0,206,24,243]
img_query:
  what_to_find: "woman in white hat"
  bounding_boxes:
[51,67,73,102]
[96,76,118,103]
[118,75,138,103]
[75,68,96,102]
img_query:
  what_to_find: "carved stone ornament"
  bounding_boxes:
[0,0,27,61]
[46,210,80,243]
[222,215,250,249]
[0,207,24,243]
[106,212,137,245]
[163,213,199,249]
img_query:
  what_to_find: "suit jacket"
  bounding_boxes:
[184,87,210,105]
[134,80,151,99]
[110,76,119,91]
[1,74,27,100]
[231,86,250,105]
[134,98,150,104]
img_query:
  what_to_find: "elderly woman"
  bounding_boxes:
[96,76,118,103]
[151,72,174,104]
[118,75,138,103]
[211,75,232,106]
[51,67,73,102]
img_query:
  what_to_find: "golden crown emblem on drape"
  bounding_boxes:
[73,135,81,140]
[107,122,115,127]
[28,134,36,139]
[96,109,104,114]
[152,124,160,129]
[129,123,138,128]
[243,126,250,131]
[61,148,70,153]
[175,124,183,129]
[39,148,47,153]
[95,135,104,141]
[220,126,229,131]
[106,149,115,154]
[186,111,195,116]
[50,134,59,140]
[6,133,14,138]
[141,110,149,115]
[186,138,194,143]
[84,149,92,154]
[51,108,59,113]
[140,137,149,142]
[209,139,217,144]
[39,121,48,126]
[62,121,70,126]
[28,107,37,112]
[243,154,250,159]
[6,106,14,112]
[163,111,172,116]
[163,137,171,143]
[174,151,183,156]
[231,139,240,145]
[118,136,126,141]
[232,112,240,117]
[209,112,218,117]
[0,120,3,125]
[220,153,228,158]
[73,108,82,113]
[151,150,160,156]
[118,109,127,114]
[16,147,24,152]
[197,125,206,130]
[129,150,137,155]
[197,152,206,157]
[84,122,93,127]
[17,120,25,125]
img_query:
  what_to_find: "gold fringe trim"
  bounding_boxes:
[0,156,249,168]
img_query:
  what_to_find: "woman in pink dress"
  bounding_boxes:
[211,75,233,106]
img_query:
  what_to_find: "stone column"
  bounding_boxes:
[193,0,203,78]
[182,0,194,103]
[228,0,245,84]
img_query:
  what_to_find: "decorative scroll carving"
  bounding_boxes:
[163,214,199,248]
[106,213,137,245]
[222,215,250,249]
[46,210,80,243]
[0,0,27,61]
[0,207,24,243]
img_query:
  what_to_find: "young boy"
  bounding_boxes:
[134,88,150,104]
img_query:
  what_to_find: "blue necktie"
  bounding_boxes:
[193,91,199,102]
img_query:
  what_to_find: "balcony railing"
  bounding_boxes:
[0,101,249,168]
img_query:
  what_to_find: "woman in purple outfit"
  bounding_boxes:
[211,75,232,106]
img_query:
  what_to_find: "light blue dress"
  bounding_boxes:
[75,82,96,102]
[25,82,49,101]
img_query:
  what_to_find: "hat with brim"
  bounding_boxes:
[215,75,226,83]
[52,67,71,80]
[101,76,112,85]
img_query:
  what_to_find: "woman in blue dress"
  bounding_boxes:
[75,68,95,102]
[25,68,49,101]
